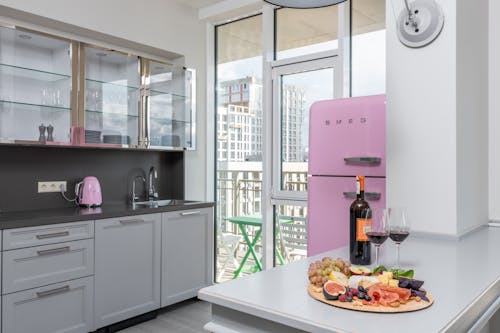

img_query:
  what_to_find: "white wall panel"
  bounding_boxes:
[387,0,489,236]
[386,0,458,236]
[456,0,489,234]
[489,0,500,221]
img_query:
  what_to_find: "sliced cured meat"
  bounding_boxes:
[378,292,399,306]
[367,285,382,302]
[367,284,400,306]
[378,285,411,302]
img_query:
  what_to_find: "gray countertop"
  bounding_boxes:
[0,201,214,229]
[199,226,500,333]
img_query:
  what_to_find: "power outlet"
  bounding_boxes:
[38,181,67,193]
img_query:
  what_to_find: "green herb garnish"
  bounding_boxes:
[390,268,414,279]
[372,265,388,275]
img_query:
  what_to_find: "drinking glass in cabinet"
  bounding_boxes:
[146,61,194,149]
[83,47,140,146]
[0,26,72,143]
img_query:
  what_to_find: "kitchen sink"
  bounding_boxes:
[132,199,198,208]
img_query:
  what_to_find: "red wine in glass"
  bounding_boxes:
[363,208,389,266]
[367,232,389,245]
[388,207,410,269]
[389,231,410,243]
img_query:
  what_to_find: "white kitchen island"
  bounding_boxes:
[199,226,500,333]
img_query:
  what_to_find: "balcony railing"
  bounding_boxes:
[215,168,308,281]
[216,169,307,229]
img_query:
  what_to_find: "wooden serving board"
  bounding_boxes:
[308,284,434,313]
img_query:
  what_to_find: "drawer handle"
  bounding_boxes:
[37,246,71,256]
[180,211,200,216]
[36,285,70,298]
[36,231,70,239]
[119,219,144,225]
[343,192,381,200]
[344,157,381,165]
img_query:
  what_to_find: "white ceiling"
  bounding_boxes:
[177,0,223,9]
[217,0,385,64]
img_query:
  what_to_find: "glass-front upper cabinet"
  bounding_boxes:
[83,46,140,147]
[0,26,73,144]
[145,60,195,150]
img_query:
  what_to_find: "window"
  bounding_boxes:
[275,5,339,60]
[214,1,386,280]
[215,15,263,282]
[275,204,308,264]
[351,0,386,96]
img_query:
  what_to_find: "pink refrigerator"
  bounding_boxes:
[307,94,386,257]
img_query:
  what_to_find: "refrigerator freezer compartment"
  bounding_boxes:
[308,95,386,177]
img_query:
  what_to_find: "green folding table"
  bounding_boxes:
[226,215,289,278]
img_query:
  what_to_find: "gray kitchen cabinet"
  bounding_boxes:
[3,220,93,250]
[94,213,161,329]
[161,208,213,307]
[2,276,93,333]
[3,238,94,294]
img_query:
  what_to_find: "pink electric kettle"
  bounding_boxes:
[76,176,102,207]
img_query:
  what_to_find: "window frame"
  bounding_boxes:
[271,55,343,202]
[212,1,353,276]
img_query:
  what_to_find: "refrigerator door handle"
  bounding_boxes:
[344,157,381,165]
[343,191,381,200]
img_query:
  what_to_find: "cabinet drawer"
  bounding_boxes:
[3,220,94,250]
[3,239,94,294]
[2,276,94,333]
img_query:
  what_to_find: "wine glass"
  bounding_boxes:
[388,207,410,269]
[364,208,389,267]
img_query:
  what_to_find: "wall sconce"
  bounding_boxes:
[397,0,444,48]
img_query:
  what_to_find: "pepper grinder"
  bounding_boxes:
[47,124,54,142]
[38,124,46,143]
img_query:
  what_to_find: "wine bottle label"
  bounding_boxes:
[356,218,372,241]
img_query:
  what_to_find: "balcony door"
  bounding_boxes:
[215,15,263,282]
[271,56,341,264]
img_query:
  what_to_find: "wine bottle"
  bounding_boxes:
[349,175,371,265]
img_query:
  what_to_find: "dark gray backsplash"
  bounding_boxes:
[0,145,184,212]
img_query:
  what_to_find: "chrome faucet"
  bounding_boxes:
[148,166,158,200]
[132,176,146,203]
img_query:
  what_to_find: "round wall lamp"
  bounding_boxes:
[263,0,347,9]
[397,0,445,48]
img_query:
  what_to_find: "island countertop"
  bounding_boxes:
[199,226,500,333]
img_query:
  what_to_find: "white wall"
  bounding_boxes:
[386,0,458,236]
[0,0,208,200]
[387,0,489,236]
[489,0,500,221]
[456,0,489,235]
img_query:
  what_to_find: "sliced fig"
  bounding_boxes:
[323,281,346,300]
